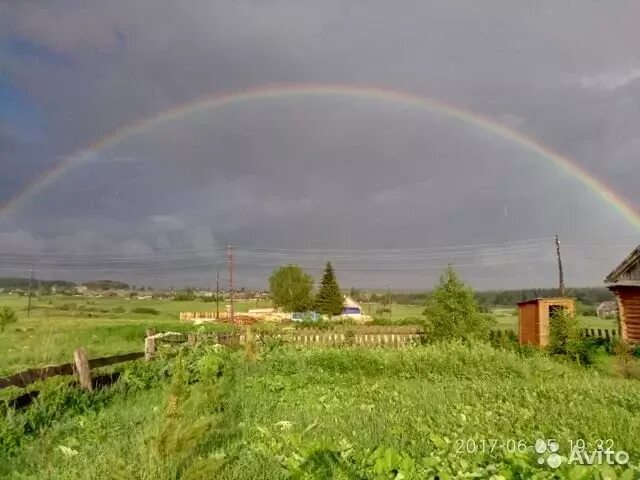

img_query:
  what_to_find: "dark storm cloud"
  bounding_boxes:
[1,0,640,288]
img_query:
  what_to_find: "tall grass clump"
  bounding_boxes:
[549,308,606,365]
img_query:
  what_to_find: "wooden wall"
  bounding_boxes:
[613,287,640,343]
[518,298,575,347]
[518,302,538,346]
[538,299,575,347]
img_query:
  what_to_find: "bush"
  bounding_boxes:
[575,301,597,317]
[566,336,606,366]
[548,308,579,355]
[173,292,196,301]
[131,307,160,315]
[0,306,18,332]
[489,330,518,350]
[294,320,331,330]
[423,266,491,341]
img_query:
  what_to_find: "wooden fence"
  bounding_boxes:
[143,330,423,359]
[582,328,617,340]
[0,351,144,391]
[4,325,620,395]
[1,328,422,394]
[0,328,160,392]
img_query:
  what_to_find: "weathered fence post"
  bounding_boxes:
[188,333,197,347]
[145,335,156,361]
[73,347,93,392]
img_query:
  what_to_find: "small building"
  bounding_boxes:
[340,296,372,324]
[517,297,575,347]
[605,245,640,342]
[342,296,363,316]
[596,301,618,319]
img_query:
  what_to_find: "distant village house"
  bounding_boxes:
[596,301,618,319]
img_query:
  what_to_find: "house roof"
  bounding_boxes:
[516,297,572,306]
[605,245,640,284]
[596,301,617,312]
[343,296,362,309]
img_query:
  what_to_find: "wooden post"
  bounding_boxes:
[188,333,197,346]
[73,348,93,392]
[145,335,156,361]
[555,235,566,297]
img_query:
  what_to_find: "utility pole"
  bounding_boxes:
[555,235,565,297]
[215,269,220,320]
[387,283,392,321]
[228,245,234,323]
[27,268,34,317]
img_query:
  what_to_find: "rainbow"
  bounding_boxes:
[1,83,639,229]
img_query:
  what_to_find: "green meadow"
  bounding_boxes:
[2,342,640,479]
[0,295,616,376]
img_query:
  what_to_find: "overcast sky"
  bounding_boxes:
[1,0,639,290]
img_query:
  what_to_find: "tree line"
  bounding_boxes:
[269,262,344,315]
[354,287,613,308]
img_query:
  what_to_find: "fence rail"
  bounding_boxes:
[0,351,144,390]
[144,331,423,357]
[583,328,617,340]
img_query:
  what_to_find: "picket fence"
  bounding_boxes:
[582,328,617,340]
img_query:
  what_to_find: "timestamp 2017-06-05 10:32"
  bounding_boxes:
[455,438,630,469]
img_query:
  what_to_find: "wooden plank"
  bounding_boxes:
[0,363,74,389]
[74,348,93,392]
[89,352,144,368]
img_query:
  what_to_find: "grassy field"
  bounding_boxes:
[0,294,259,375]
[2,342,640,479]
[0,295,618,377]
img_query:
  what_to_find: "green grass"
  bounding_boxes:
[0,294,259,375]
[0,295,619,376]
[2,342,640,479]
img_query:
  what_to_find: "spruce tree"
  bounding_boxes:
[315,262,344,316]
[423,265,491,340]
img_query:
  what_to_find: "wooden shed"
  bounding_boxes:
[605,245,640,343]
[517,297,575,346]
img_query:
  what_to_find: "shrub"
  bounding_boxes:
[423,266,491,341]
[548,308,579,355]
[566,336,606,365]
[131,307,160,315]
[0,306,18,332]
[613,340,640,379]
[489,330,518,350]
[173,292,196,301]
[576,301,597,317]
